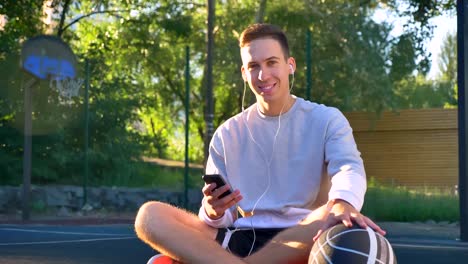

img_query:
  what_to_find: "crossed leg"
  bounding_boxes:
[134,201,244,264]
[135,201,332,264]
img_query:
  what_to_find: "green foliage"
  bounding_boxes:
[390,34,416,82]
[0,124,23,185]
[363,178,459,222]
[439,32,457,84]
[438,32,457,108]
[382,0,456,74]
[0,1,45,185]
[394,75,454,108]
[0,0,457,187]
[0,1,43,54]
[393,30,457,109]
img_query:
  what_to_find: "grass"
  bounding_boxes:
[89,161,205,189]
[113,166,460,223]
[17,160,460,222]
[362,179,459,222]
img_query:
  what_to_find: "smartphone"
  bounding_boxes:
[202,174,232,199]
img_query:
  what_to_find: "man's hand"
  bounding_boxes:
[202,183,243,220]
[313,199,386,241]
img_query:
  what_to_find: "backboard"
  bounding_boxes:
[20,35,77,80]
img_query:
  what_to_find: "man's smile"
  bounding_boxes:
[258,83,276,94]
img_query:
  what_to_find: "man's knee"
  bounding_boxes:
[134,201,170,237]
[137,200,167,216]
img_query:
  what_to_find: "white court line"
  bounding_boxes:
[0,236,136,246]
[0,227,130,236]
[392,243,468,251]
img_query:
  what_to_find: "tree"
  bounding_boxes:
[0,0,47,184]
[0,0,457,185]
[439,32,457,86]
[369,0,456,74]
[438,31,457,107]
[393,30,457,109]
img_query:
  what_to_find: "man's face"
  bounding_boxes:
[241,38,294,106]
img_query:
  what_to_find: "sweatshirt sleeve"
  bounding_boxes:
[198,129,235,227]
[198,198,235,228]
[324,109,367,211]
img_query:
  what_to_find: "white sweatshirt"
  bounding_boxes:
[199,96,366,229]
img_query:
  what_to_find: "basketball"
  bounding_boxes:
[309,224,397,264]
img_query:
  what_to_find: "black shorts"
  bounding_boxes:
[215,227,285,257]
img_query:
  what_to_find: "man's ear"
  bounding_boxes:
[241,66,247,82]
[287,57,296,73]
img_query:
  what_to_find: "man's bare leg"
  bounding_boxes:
[243,207,328,264]
[244,203,385,264]
[134,201,244,264]
[243,219,324,263]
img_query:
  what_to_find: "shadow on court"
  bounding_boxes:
[0,221,467,263]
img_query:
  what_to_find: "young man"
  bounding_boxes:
[135,23,385,264]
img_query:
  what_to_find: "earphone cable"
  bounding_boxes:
[242,71,295,256]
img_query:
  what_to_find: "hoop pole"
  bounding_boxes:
[184,46,190,209]
[22,77,36,221]
[306,29,312,101]
[204,0,215,164]
[83,59,90,206]
[458,0,468,242]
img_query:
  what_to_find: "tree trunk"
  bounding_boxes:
[204,0,215,166]
[57,0,71,37]
[255,0,267,23]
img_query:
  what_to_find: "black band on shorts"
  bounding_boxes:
[215,227,285,257]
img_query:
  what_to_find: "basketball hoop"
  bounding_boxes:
[19,34,82,220]
[21,35,81,104]
[49,76,83,100]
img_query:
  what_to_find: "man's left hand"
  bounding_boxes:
[313,199,386,241]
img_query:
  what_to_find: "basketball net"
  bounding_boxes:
[49,76,83,103]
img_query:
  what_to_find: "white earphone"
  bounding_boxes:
[289,64,294,74]
[239,61,295,257]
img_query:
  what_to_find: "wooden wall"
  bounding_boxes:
[344,108,458,187]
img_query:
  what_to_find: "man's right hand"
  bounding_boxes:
[202,183,243,220]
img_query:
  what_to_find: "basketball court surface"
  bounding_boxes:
[0,224,155,263]
[1,222,467,263]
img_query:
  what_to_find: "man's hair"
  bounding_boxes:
[239,23,290,59]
